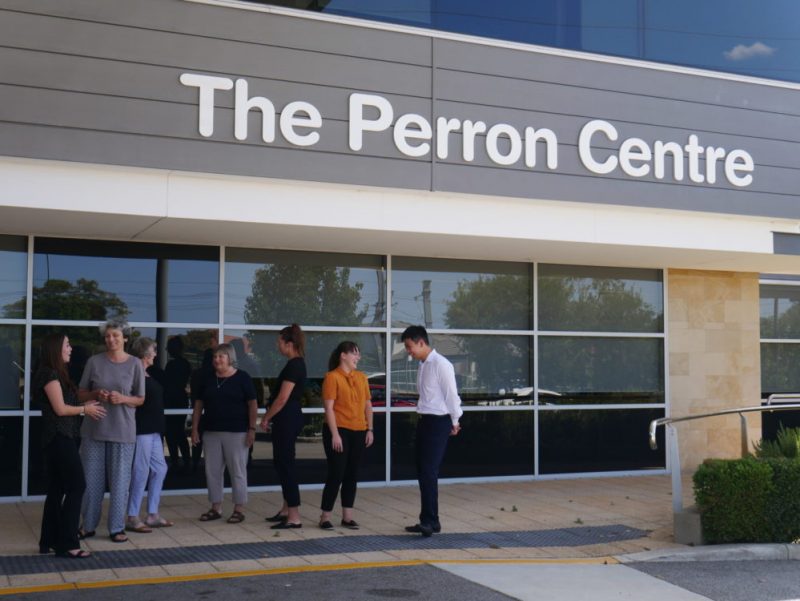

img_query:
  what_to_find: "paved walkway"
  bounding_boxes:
[0,475,688,592]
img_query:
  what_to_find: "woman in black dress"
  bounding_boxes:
[260,324,307,529]
[36,333,105,558]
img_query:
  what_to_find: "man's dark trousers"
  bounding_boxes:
[415,414,452,529]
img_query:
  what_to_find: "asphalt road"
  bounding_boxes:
[632,560,800,601]
[17,565,516,601]
[16,560,800,601]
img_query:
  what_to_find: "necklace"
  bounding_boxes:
[216,375,230,389]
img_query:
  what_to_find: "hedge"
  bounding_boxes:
[693,457,800,543]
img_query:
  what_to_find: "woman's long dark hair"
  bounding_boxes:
[328,341,359,372]
[39,333,76,393]
[279,323,306,357]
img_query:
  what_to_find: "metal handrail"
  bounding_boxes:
[766,393,800,406]
[649,402,800,513]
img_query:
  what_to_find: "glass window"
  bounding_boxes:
[390,333,532,406]
[539,336,664,404]
[761,343,800,396]
[225,329,387,409]
[255,0,800,84]
[760,285,800,339]
[225,248,385,327]
[539,409,665,474]
[392,257,531,330]
[32,238,219,323]
[539,265,663,333]
[390,410,534,479]
[0,417,22,496]
[236,412,386,488]
[0,235,27,319]
[0,325,24,410]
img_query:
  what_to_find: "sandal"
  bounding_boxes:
[199,509,222,522]
[56,549,92,559]
[78,529,95,540]
[145,516,174,528]
[109,531,129,543]
[126,521,153,533]
[226,511,245,524]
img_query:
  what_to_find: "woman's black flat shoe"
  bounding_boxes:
[318,520,334,530]
[264,512,288,523]
[270,521,302,529]
[56,549,92,559]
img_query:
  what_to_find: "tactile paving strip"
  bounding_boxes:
[0,524,647,576]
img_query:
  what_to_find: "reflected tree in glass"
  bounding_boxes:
[244,265,368,327]
[760,285,800,339]
[441,274,532,402]
[539,265,662,333]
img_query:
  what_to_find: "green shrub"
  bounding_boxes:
[693,458,773,543]
[693,456,800,543]
[754,425,800,459]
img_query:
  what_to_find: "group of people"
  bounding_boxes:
[36,321,462,559]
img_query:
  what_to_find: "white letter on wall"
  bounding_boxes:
[280,101,322,147]
[485,124,522,166]
[234,79,276,142]
[578,120,618,174]
[619,137,652,178]
[393,113,432,157]
[349,93,393,151]
[436,117,461,160]
[725,149,754,187]
[524,127,558,169]
[179,73,233,137]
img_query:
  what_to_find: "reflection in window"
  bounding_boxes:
[539,264,663,333]
[0,326,24,410]
[0,235,27,319]
[255,0,800,83]
[32,238,219,323]
[390,411,535,479]
[390,333,531,406]
[225,248,385,327]
[539,409,665,474]
[392,257,531,330]
[539,336,664,404]
[761,343,800,396]
[226,329,386,408]
[0,417,22,495]
[760,285,800,339]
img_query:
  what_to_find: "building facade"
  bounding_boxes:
[1,0,799,500]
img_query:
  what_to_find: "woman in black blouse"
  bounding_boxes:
[36,333,105,558]
[260,324,307,529]
[191,343,257,524]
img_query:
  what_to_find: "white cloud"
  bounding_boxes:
[723,41,776,61]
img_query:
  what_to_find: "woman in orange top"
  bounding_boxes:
[318,341,374,530]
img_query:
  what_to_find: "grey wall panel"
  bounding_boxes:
[1,1,799,220]
[0,122,432,191]
[434,69,800,144]
[432,100,800,171]
[0,85,426,159]
[433,39,800,117]
[0,49,430,123]
[0,11,432,98]
[435,163,800,219]
[1,0,432,66]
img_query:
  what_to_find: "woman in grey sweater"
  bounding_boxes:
[78,320,145,543]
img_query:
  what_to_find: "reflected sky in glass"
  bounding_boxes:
[290,0,800,82]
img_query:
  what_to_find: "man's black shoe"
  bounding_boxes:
[405,523,440,536]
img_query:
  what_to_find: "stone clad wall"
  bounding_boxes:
[668,269,761,471]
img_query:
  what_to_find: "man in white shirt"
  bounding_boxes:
[401,326,462,537]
